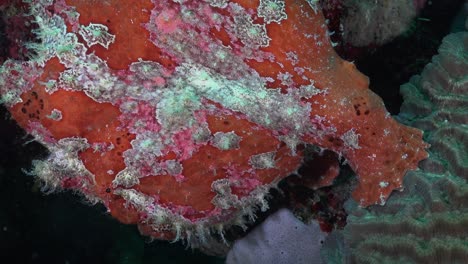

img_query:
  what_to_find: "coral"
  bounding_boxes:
[322,21,468,263]
[226,208,326,264]
[0,0,427,251]
[340,0,422,46]
[319,0,430,60]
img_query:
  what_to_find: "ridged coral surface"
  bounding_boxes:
[0,0,428,250]
[322,26,468,264]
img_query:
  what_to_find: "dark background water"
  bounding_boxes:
[0,1,465,263]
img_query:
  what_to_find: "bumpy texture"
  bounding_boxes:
[341,0,421,46]
[322,25,468,263]
[0,0,427,249]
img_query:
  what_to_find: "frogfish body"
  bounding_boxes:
[0,0,428,247]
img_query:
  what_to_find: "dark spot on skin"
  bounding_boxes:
[356,110,361,116]
[106,188,111,193]
[116,137,121,145]
[31,91,38,99]
[372,132,376,135]
[223,120,230,125]
[364,110,370,115]
[328,137,343,147]
[36,110,40,114]
[21,107,27,113]
[117,152,122,156]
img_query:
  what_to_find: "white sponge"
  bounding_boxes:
[226,208,327,264]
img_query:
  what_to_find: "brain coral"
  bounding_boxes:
[322,22,468,264]
[0,0,428,250]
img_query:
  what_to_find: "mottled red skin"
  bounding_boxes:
[11,58,302,224]
[6,0,428,240]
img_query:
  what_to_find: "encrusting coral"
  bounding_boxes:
[0,0,428,250]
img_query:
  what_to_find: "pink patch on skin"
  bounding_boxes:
[53,0,81,31]
[115,69,129,79]
[119,101,161,133]
[173,173,185,183]
[202,5,216,23]
[61,177,82,189]
[161,68,175,77]
[27,121,56,144]
[172,128,199,160]
[193,109,208,124]
[224,165,262,194]
[61,177,93,195]
[155,9,183,34]
[197,38,212,52]
[153,76,166,86]
[224,164,245,180]
[235,177,262,195]
[162,203,199,221]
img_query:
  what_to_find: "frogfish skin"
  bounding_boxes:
[0,0,428,246]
